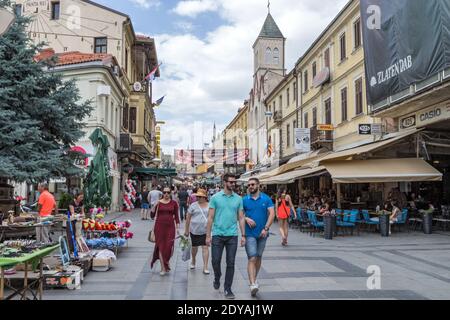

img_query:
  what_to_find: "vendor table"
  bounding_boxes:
[0,244,60,300]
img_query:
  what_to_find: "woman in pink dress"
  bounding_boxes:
[151,187,180,275]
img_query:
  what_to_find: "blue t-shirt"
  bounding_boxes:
[209,191,243,237]
[243,192,274,238]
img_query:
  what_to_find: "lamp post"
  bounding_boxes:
[0,9,15,36]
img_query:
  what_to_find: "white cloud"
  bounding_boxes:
[153,0,349,153]
[129,0,161,9]
[172,0,220,18]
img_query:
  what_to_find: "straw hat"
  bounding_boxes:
[194,189,208,198]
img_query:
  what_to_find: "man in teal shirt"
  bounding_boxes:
[206,174,246,300]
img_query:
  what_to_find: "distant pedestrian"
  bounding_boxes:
[150,187,180,276]
[148,184,163,211]
[37,182,56,243]
[243,178,275,297]
[277,188,295,246]
[184,189,210,274]
[141,186,150,220]
[178,187,189,222]
[206,174,246,300]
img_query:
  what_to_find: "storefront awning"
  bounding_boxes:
[323,158,442,184]
[133,168,177,177]
[318,129,420,163]
[260,166,327,185]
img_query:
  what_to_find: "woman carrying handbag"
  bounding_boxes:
[150,187,180,276]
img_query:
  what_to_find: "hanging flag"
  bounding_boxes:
[155,95,165,106]
[144,62,162,82]
[267,135,273,157]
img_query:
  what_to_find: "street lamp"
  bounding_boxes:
[0,9,15,36]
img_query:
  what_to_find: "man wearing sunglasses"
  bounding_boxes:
[243,178,275,297]
[206,174,246,300]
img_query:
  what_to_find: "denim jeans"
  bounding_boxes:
[179,202,188,221]
[211,236,238,291]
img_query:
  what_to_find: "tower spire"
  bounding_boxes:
[268,0,270,14]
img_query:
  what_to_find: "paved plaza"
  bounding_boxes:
[38,210,450,300]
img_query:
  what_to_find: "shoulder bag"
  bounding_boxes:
[148,202,160,243]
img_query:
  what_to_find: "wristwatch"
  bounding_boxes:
[264,226,270,232]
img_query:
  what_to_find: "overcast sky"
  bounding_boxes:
[97,0,349,155]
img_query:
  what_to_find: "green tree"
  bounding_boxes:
[0,0,93,183]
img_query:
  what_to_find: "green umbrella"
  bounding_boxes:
[83,128,112,210]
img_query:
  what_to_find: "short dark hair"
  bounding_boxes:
[248,178,260,185]
[223,174,236,182]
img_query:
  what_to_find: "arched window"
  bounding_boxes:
[273,48,280,65]
[265,48,272,64]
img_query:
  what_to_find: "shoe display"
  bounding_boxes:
[224,289,235,299]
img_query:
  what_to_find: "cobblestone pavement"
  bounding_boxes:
[38,210,450,300]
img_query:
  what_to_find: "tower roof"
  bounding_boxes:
[258,13,284,39]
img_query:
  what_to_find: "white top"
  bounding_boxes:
[148,190,162,206]
[187,202,209,235]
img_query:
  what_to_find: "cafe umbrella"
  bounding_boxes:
[83,128,112,211]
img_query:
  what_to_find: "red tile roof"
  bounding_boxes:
[35,48,113,66]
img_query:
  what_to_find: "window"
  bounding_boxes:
[340,33,346,62]
[293,83,297,102]
[51,2,60,20]
[94,37,108,54]
[354,18,362,49]
[286,124,290,148]
[312,108,317,126]
[122,103,129,130]
[293,120,297,146]
[341,87,348,122]
[304,70,309,92]
[324,48,330,68]
[325,98,332,124]
[304,112,309,129]
[129,107,137,134]
[273,48,280,65]
[125,48,129,72]
[355,78,363,115]
[279,95,283,110]
[14,4,22,16]
[272,102,276,117]
[286,88,290,107]
[312,62,317,79]
[265,47,272,64]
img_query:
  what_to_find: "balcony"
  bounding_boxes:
[118,133,133,152]
[310,125,333,150]
[273,111,282,124]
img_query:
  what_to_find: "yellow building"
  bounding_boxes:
[296,0,380,153]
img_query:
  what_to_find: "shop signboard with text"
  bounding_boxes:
[400,103,450,130]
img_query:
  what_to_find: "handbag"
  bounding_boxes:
[148,202,160,243]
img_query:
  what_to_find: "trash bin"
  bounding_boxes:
[379,214,390,237]
[323,215,334,240]
[422,213,433,234]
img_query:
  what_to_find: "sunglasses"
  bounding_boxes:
[226,181,237,184]
[163,191,171,194]
[248,183,258,187]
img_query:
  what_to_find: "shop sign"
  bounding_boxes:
[359,124,372,135]
[399,103,450,130]
[317,124,334,131]
[295,128,311,153]
[371,124,382,135]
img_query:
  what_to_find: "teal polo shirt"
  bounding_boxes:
[209,191,243,236]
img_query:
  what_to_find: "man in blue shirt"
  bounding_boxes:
[206,174,246,300]
[243,177,275,297]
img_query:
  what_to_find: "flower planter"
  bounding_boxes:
[422,212,433,234]
[379,214,390,237]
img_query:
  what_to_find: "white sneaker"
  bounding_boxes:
[203,269,210,275]
[160,271,166,276]
[250,283,259,297]
[190,263,195,270]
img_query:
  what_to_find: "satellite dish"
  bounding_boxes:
[133,82,142,92]
[0,9,15,36]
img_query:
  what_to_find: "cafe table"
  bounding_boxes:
[0,244,60,300]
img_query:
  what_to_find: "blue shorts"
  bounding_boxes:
[141,203,150,209]
[245,236,268,259]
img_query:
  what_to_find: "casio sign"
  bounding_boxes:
[420,108,441,122]
[401,116,416,129]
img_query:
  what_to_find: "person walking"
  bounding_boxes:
[178,187,189,222]
[277,188,296,246]
[37,182,57,243]
[184,188,210,274]
[243,178,275,297]
[150,187,180,276]
[140,186,150,220]
[206,174,246,300]
[148,184,163,211]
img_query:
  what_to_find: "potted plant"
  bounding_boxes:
[419,204,434,234]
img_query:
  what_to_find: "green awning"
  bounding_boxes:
[133,168,177,177]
